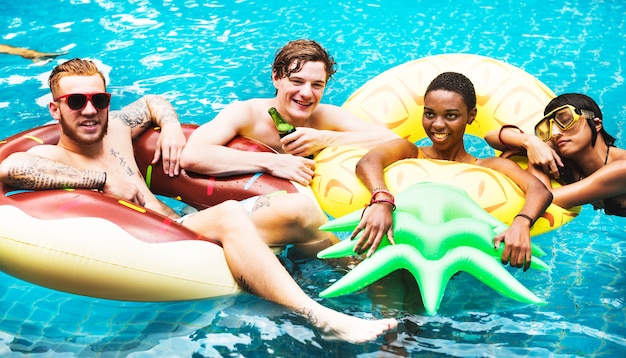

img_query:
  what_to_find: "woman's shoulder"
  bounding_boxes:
[477,156,519,171]
[609,146,626,160]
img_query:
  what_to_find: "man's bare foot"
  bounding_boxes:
[298,306,398,343]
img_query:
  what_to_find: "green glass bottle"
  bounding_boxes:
[268,107,313,159]
[268,107,295,138]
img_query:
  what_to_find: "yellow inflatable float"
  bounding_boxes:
[312,54,580,236]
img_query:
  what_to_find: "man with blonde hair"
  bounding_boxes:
[0,58,397,343]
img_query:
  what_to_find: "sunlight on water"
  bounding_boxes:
[0,0,624,356]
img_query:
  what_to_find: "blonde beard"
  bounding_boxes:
[58,113,108,145]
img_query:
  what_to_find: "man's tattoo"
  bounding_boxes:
[112,106,147,128]
[295,307,319,325]
[251,195,271,214]
[112,96,178,130]
[7,157,104,190]
[109,148,135,177]
[155,104,178,126]
[236,275,254,294]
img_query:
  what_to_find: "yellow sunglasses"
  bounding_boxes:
[534,104,585,141]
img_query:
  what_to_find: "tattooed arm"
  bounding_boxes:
[112,95,187,176]
[0,152,105,190]
[111,95,180,138]
[0,152,146,206]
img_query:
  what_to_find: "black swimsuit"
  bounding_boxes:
[592,198,626,217]
[560,146,626,216]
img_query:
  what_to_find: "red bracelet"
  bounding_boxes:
[371,188,393,201]
[498,125,523,149]
[370,198,396,211]
[361,197,396,218]
[370,189,394,206]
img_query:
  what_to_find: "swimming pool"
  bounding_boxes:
[1,0,624,356]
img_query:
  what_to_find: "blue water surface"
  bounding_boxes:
[1,0,625,357]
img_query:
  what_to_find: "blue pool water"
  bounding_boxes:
[1,0,624,357]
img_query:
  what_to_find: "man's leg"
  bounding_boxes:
[182,200,397,343]
[244,193,340,257]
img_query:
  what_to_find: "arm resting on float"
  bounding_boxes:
[485,126,529,151]
[551,161,626,209]
[482,157,553,226]
[0,152,106,190]
[111,95,182,139]
[113,95,186,176]
[350,138,420,254]
[355,138,420,190]
[485,126,564,178]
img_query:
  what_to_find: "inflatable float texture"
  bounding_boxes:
[311,53,580,235]
[317,182,549,315]
[134,125,301,210]
[312,54,577,314]
[0,124,301,301]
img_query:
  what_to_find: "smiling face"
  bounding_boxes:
[272,60,327,125]
[422,89,476,152]
[49,74,109,146]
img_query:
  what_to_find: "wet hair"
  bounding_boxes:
[544,93,616,147]
[425,72,476,112]
[48,58,106,99]
[272,39,337,82]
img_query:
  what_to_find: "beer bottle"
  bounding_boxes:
[268,107,296,137]
[268,107,313,159]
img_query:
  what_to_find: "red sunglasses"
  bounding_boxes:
[54,93,111,111]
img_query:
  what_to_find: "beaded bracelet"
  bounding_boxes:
[498,124,523,149]
[370,188,394,206]
[361,196,397,218]
[370,198,396,211]
[371,188,393,201]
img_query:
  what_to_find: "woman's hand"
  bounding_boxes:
[525,136,563,178]
[493,218,532,271]
[349,202,396,257]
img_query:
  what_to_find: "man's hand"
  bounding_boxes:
[152,126,187,177]
[280,128,324,158]
[265,153,315,185]
[102,179,146,207]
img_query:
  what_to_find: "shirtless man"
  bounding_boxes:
[180,39,398,253]
[0,58,397,343]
